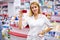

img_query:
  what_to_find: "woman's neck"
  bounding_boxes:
[34,13,38,20]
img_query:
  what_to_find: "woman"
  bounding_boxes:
[18,2,53,40]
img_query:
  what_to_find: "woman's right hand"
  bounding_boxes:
[18,10,23,29]
[19,10,23,18]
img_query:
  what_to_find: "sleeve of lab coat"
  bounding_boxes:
[43,15,53,28]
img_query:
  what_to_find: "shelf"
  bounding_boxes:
[50,15,60,22]
[55,3,60,6]
[1,3,8,6]
[2,5,8,8]
[2,8,8,10]
[0,3,8,14]
[54,0,60,14]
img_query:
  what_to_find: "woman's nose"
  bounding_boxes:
[33,8,36,10]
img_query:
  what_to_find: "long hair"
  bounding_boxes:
[29,2,41,16]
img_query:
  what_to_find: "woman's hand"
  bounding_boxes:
[18,10,23,29]
[39,31,45,35]
[38,32,44,38]
[19,10,23,18]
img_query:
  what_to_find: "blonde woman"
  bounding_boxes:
[18,2,53,40]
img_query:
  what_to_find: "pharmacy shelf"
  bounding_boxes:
[2,8,8,10]
[50,15,60,22]
[0,3,8,14]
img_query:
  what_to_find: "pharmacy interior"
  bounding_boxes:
[0,0,60,40]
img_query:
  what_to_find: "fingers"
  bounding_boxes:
[19,10,23,14]
[38,32,44,38]
[19,10,23,17]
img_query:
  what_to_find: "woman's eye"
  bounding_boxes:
[35,6,37,8]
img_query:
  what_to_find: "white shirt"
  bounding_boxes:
[22,14,53,36]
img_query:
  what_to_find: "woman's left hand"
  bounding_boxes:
[38,32,44,38]
[39,31,45,35]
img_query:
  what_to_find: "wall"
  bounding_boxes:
[8,2,15,16]
[14,0,21,16]
[8,0,21,16]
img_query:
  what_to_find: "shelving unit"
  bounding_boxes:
[0,2,8,20]
[0,5,2,14]
[54,0,60,15]
[38,0,60,22]
[39,0,54,15]
[0,2,8,14]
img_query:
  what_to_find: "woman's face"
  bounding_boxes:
[31,4,39,15]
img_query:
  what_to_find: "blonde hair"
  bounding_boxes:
[29,2,41,16]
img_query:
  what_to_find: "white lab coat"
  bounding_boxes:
[22,14,53,40]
